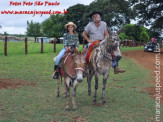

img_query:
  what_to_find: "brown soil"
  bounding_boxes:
[0,78,35,89]
[122,49,163,102]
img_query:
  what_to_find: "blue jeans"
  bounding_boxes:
[112,57,119,68]
[55,48,66,65]
[84,42,92,58]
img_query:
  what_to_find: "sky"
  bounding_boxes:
[0,0,94,34]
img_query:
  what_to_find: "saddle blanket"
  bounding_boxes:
[85,40,101,64]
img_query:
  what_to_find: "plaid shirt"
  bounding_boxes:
[63,33,79,47]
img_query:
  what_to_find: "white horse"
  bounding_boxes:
[86,29,122,104]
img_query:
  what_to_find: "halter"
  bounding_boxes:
[75,67,84,71]
[63,52,85,80]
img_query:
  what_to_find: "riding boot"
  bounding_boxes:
[114,66,125,74]
[53,65,59,79]
[114,66,119,74]
[117,66,126,73]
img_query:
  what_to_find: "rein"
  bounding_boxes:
[100,45,117,60]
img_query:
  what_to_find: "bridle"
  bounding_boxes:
[75,68,84,71]
[64,53,85,79]
[101,39,119,60]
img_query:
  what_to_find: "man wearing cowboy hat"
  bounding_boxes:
[83,11,125,74]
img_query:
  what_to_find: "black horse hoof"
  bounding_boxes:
[93,99,97,103]
[73,108,77,111]
[102,101,106,105]
[65,108,70,111]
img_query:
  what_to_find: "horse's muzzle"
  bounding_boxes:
[75,68,84,82]
[77,78,83,82]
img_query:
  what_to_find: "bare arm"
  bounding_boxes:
[83,30,93,43]
[104,30,108,38]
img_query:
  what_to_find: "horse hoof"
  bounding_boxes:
[73,108,77,111]
[102,101,106,105]
[65,107,70,111]
[88,93,91,96]
[56,95,60,98]
[93,99,97,103]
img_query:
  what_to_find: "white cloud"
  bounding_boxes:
[0,0,94,34]
[0,26,26,34]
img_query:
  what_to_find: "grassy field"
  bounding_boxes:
[0,42,162,122]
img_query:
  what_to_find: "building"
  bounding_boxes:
[0,36,20,42]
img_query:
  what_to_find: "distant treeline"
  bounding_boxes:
[25,0,162,43]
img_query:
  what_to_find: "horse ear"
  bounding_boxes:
[117,28,123,35]
[107,28,112,35]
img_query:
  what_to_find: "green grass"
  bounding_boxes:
[120,46,143,52]
[0,42,162,122]
[0,42,143,56]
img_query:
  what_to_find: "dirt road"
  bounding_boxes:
[123,49,163,102]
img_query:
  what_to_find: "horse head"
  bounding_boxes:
[106,29,122,60]
[72,52,86,82]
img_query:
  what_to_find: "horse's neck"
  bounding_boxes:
[97,43,112,61]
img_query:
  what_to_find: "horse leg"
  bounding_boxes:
[64,82,67,98]
[65,77,70,111]
[72,79,78,111]
[56,79,60,98]
[102,73,109,104]
[93,74,98,103]
[87,75,93,96]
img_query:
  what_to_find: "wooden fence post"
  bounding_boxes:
[54,40,56,53]
[25,37,28,54]
[122,41,125,48]
[125,41,127,48]
[41,37,43,54]
[4,36,7,56]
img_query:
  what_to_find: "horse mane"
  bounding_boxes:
[72,51,85,56]
[99,36,113,49]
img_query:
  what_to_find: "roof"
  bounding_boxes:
[0,36,20,40]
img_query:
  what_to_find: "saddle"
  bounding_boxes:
[85,40,101,64]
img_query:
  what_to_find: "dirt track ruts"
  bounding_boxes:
[122,49,163,103]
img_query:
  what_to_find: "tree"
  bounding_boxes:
[26,21,42,42]
[63,4,88,43]
[121,24,150,42]
[131,0,163,33]
[119,33,127,40]
[3,31,9,36]
[139,31,149,42]
[42,15,64,42]
[64,1,134,42]
[0,25,1,28]
[64,4,88,33]
[86,0,134,30]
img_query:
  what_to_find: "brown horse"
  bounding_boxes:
[56,51,86,111]
[86,29,122,104]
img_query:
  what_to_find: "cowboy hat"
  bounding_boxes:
[89,11,102,18]
[65,22,77,29]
